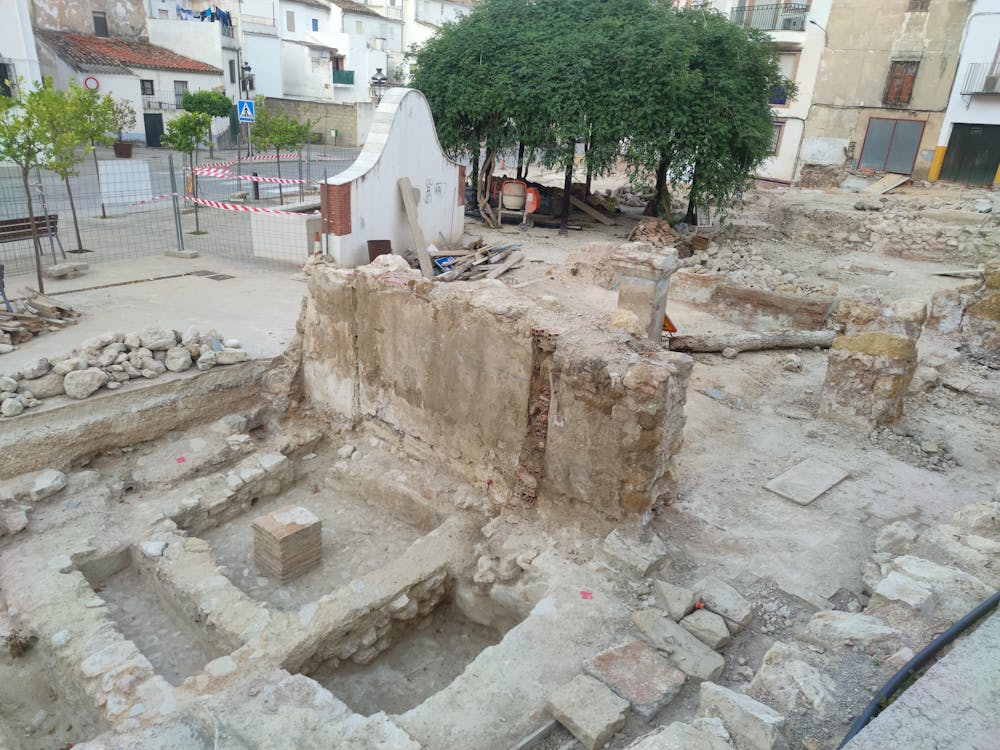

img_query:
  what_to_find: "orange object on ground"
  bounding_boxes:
[663,312,677,334]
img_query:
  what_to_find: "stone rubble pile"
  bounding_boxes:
[0,326,249,419]
[683,243,838,298]
[928,262,1000,364]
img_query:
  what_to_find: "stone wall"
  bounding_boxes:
[928,263,1000,362]
[300,256,693,519]
[264,97,362,147]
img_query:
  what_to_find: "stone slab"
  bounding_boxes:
[765,458,849,506]
[625,722,732,750]
[546,674,629,750]
[634,609,725,681]
[694,576,753,631]
[603,529,670,577]
[653,580,696,621]
[681,610,731,650]
[698,682,788,750]
[584,640,686,719]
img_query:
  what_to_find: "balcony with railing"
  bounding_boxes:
[384,5,403,19]
[960,62,1000,95]
[243,13,277,35]
[332,69,355,85]
[730,3,809,31]
[142,96,177,111]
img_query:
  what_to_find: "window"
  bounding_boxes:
[158,8,169,18]
[286,10,296,31]
[355,19,363,33]
[93,11,109,37]
[883,60,919,107]
[312,18,319,32]
[770,122,784,155]
[769,51,799,106]
[173,80,188,108]
[228,60,237,83]
[140,79,154,96]
[0,62,14,98]
[907,0,930,11]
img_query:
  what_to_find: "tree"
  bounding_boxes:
[37,81,114,251]
[0,77,59,292]
[250,97,313,205]
[182,89,233,158]
[109,98,136,144]
[161,111,211,232]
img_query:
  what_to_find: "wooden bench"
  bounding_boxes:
[0,214,66,262]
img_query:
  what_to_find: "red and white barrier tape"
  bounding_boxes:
[198,153,301,170]
[129,192,178,206]
[236,174,310,185]
[183,195,317,218]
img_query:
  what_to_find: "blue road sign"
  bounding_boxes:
[237,99,255,123]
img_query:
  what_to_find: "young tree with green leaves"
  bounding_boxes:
[109,97,136,145]
[182,89,233,158]
[37,81,114,251]
[0,77,60,292]
[250,97,313,205]
[161,111,211,232]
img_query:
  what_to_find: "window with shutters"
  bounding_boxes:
[883,60,919,107]
[907,0,930,11]
[770,121,784,155]
[93,11,109,37]
[286,10,296,32]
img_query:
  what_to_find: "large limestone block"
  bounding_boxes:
[805,611,902,654]
[654,580,696,621]
[546,674,629,750]
[603,529,670,577]
[698,682,787,750]
[749,642,836,715]
[625,722,733,750]
[681,610,731,649]
[63,368,108,399]
[694,576,753,631]
[585,640,686,719]
[634,609,725,681]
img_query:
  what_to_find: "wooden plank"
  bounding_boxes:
[667,330,835,353]
[397,177,434,279]
[860,173,910,195]
[569,195,616,226]
[486,251,524,279]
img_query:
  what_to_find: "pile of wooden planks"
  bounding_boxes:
[0,288,80,344]
[429,238,525,282]
[628,218,680,248]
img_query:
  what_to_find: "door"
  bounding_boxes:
[858,118,925,174]
[144,113,164,147]
[940,124,1000,185]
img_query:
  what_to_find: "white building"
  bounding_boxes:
[929,0,1000,185]
[1,0,43,93]
[362,0,475,79]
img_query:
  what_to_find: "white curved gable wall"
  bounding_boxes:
[324,87,464,268]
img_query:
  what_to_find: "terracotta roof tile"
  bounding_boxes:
[36,30,223,75]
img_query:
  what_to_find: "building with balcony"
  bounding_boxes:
[676,0,832,184]
[928,0,1000,185]
[1,0,43,95]
[362,0,475,79]
[799,0,972,184]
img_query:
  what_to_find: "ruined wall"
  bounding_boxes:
[300,256,693,519]
[32,0,147,39]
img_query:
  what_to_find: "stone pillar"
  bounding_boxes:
[252,505,323,582]
[819,298,927,427]
[610,242,679,341]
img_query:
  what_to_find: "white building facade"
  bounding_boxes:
[2,0,43,93]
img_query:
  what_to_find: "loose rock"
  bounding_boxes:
[63,368,108,399]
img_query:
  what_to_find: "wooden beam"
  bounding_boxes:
[666,330,836,353]
[486,251,524,279]
[397,177,435,279]
[569,195,616,226]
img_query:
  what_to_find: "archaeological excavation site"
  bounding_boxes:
[0,90,998,750]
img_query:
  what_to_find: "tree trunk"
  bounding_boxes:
[559,160,573,236]
[208,125,214,159]
[470,153,479,204]
[21,168,45,294]
[667,330,836,353]
[653,155,670,219]
[516,141,525,180]
[477,149,497,228]
[64,176,84,251]
[276,150,284,205]
[684,160,699,225]
[584,139,592,198]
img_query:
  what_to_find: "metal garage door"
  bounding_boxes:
[858,118,926,174]
[940,124,1000,185]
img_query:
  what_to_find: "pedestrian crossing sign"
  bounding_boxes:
[237,99,255,123]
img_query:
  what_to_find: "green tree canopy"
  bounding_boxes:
[250,97,313,204]
[162,111,212,231]
[182,89,233,156]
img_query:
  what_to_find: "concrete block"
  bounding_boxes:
[604,529,670,577]
[698,682,787,750]
[694,576,753,631]
[634,609,725,681]
[653,580,696,621]
[681,610,731,649]
[546,674,629,750]
[585,640,686,719]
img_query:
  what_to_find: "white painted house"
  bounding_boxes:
[362,0,475,79]
[929,0,1000,185]
[1,0,43,94]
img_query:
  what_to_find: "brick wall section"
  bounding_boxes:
[320,183,352,236]
[457,165,466,206]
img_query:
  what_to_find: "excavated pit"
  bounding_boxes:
[79,548,234,686]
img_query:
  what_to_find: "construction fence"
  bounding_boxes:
[0,144,361,278]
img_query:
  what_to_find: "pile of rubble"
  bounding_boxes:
[0,326,249,419]
[684,242,839,297]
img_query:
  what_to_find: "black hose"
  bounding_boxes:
[838,590,1000,748]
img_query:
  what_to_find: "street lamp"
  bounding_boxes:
[369,67,388,105]
[240,62,252,157]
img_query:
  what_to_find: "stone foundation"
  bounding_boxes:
[928,263,1000,361]
[300,255,692,519]
[819,298,927,427]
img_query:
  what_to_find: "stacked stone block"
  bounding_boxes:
[252,506,323,583]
